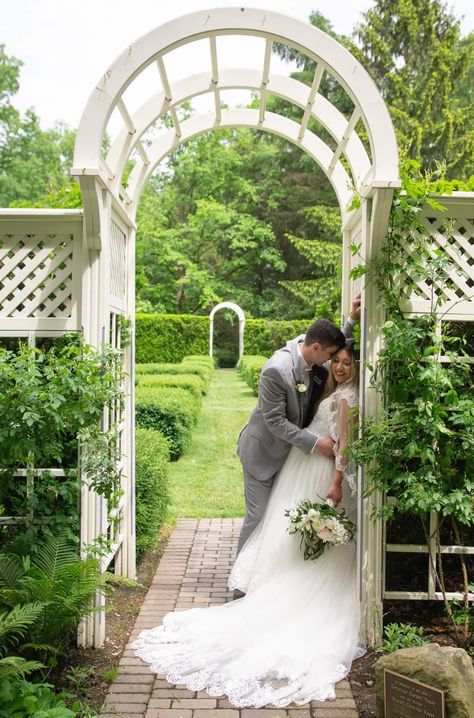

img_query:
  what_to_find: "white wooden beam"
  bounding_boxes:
[298,63,324,140]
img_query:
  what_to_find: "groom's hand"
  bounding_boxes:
[350,293,361,321]
[314,437,335,458]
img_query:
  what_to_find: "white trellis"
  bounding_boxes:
[1,7,473,648]
[209,301,245,360]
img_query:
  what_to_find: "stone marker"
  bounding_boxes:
[375,643,474,718]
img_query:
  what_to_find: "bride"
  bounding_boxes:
[132,341,364,706]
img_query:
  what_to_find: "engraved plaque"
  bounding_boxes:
[384,669,445,718]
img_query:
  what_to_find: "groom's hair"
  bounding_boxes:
[303,319,345,349]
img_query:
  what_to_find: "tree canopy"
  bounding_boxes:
[0,0,472,319]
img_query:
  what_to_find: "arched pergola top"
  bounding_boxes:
[209,301,245,322]
[73,6,400,221]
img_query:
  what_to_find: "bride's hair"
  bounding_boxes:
[322,339,359,399]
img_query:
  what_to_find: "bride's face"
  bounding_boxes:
[331,349,352,383]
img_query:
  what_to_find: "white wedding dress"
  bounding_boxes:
[133,384,365,707]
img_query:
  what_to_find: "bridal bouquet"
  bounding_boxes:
[285,498,356,561]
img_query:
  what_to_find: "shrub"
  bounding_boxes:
[0,679,76,718]
[136,363,212,394]
[136,373,204,399]
[135,314,208,363]
[135,387,200,458]
[238,355,269,395]
[213,349,237,368]
[134,314,314,364]
[135,429,170,557]
[183,355,216,369]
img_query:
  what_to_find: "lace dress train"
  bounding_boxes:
[133,388,364,707]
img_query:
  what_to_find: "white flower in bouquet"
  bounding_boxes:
[285,497,356,561]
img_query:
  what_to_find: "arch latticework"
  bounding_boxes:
[73,6,400,228]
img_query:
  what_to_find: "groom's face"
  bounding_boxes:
[309,343,338,366]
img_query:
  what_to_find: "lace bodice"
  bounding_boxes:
[309,383,359,495]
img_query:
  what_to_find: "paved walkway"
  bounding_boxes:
[101,519,359,718]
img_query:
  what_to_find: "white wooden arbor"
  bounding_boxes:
[2,7,471,648]
[71,5,400,647]
[209,301,245,360]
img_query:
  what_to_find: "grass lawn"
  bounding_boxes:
[166,368,256,520]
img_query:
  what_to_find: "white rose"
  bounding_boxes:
[296,383,307,393]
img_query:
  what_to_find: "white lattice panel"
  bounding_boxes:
[0,213,82,332]
[400,214,474,318]
[110,221,127,305]
[0,233,74,317]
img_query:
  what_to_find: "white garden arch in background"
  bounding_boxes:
[209,302,245,360]
[1,7,472,648]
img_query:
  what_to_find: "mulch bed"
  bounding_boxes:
[349,599,466,717]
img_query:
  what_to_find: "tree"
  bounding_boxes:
[135,127,343,318]
[0,45,75,207]
[353,0,474,178]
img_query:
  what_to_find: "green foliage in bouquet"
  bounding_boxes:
[285,499,356,561]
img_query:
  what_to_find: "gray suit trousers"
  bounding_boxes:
[237,467,277,554]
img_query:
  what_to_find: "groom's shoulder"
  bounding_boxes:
[265,335,302,371]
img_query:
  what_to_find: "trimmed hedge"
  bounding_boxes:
[183,354,216,369]
[135,428,170,557]
[135,362,213,393]
[135,313,208,363]
[238,355,269,396]
[135,386,200,459]
[136,372,205,399]
[135,315,313,363]
[244,319,309,355]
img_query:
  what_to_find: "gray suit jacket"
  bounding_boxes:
[237,320,353,481]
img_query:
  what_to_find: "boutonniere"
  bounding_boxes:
[295,381,307,394]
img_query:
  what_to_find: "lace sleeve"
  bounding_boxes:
[329,386,358,496]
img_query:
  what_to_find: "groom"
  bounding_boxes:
[236,299,360,564]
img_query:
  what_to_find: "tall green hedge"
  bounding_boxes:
[135,428,170,556]
[238,355,269,396]
[135,386,201,459]
[135,315,312,362]
[244,319,309,355]
[135,314,209,363]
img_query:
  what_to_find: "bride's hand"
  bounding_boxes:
[326,483,342,507]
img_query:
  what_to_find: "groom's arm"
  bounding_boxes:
[259,367,317,455]
[342,294,361,337]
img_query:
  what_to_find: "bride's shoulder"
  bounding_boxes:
[333,382,359,407]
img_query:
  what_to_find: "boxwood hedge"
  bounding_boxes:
[135,428,170,556]
[135,386,200,459]
[238,355,269,396]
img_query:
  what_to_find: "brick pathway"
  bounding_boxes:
[101,519,359,718]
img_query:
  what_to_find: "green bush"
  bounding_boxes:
[0,679,76,718]
[136,373,204,399]
[135,386,200,458]
[213,349,237,368]
[136,362,212,394]
[238,355,269,395]
[135,314,208,363]
[135,429,170,557]
[183,354,216,369]
[244,319,310,355]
